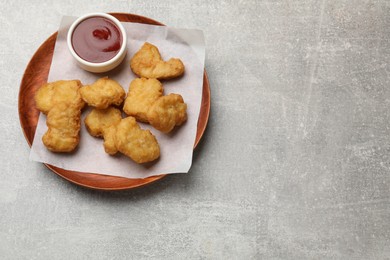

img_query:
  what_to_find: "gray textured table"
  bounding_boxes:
[2,0,390,259]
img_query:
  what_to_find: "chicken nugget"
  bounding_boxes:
[102,125,118,155]
[130,42,185,80]
[80,77,126,109]
[42,103,81,152]
[115,117,160,164]
[123,78,163,122]
[147,94,187,133]
[84,107,122,155]
[35,80,84,114]
[84,107,122,137]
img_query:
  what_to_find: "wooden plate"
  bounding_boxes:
[18,13,210,190]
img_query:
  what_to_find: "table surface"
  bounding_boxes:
[2,0,390,259]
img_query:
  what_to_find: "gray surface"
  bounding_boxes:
[1,0,390,259]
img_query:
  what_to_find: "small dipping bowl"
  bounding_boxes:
[67,13,127,73]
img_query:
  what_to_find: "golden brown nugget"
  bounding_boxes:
[130,42,185,80]
[147,94,187,133]
[102,125,118,155]
[42,103,81,152]
[84,107,122,137]
[80,77,126,109]
[123,78,163,122]
[35,80,84,114]
[115,117,160,164]
[84,107,122,155]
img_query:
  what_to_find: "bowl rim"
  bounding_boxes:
[66,12,128,68]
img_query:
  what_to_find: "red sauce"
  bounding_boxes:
[71,17,122,63]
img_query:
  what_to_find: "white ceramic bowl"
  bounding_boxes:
[67,13,127,73]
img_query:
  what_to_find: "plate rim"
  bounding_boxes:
[18,13,211,190]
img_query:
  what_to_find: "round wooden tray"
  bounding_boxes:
[18,13,210,190]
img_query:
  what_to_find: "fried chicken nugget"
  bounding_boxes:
[102,125,118,155]
[80,77,126,109]
[42,103,81,152]
[35,80,84,114]
[115,117,160,164]
[84,107,122,155]
[130,42,185,80]
[35,80,85,152]
[84,107,122,137]
[147,94,187,133]
[123,78,163,122]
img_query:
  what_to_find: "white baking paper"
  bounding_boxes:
[29,16,205,179]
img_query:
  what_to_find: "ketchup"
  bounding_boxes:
[71,17,122,63]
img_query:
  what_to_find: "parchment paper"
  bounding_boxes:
[29,16,205,179]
